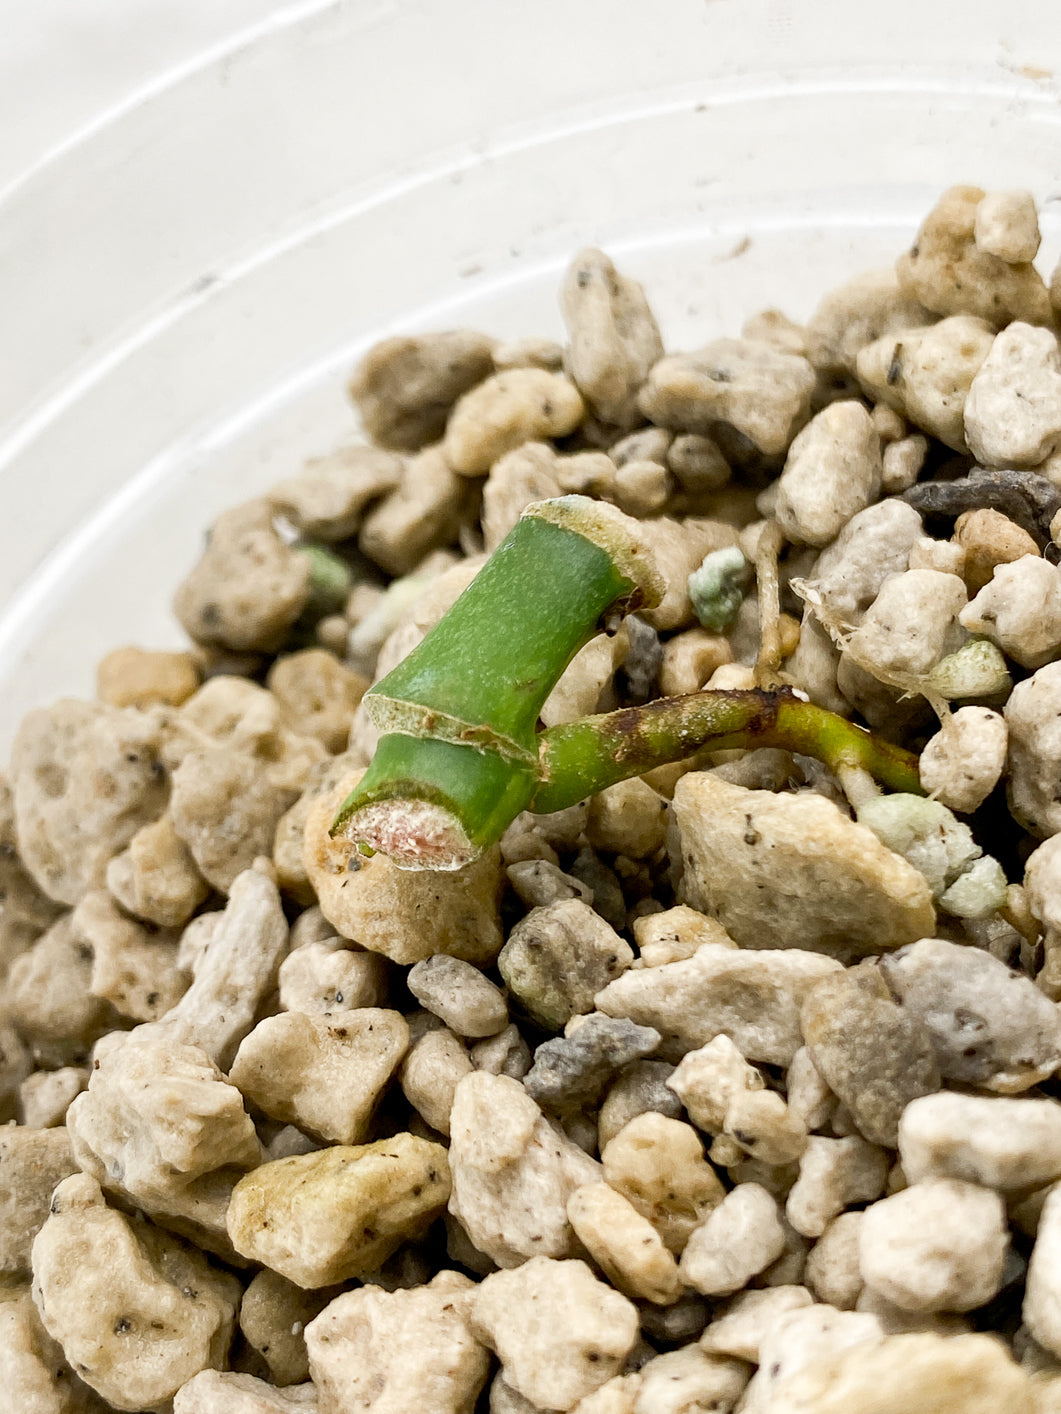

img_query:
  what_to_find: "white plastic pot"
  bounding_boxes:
[1,0,1059,751]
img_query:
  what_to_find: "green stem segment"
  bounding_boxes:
[533,686,922,813]
[331,497,663,867]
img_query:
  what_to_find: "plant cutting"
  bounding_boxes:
[331,496,922,870]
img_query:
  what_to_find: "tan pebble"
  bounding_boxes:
[775,401,882,547]
[349,330,496,451]
[18,1066,88,1130]
[678,1183,786,1296]
[227,1133,450,1288]
[567,1182,683,1304]
[239,1267,336,1386]
[267,442,403,540]
[699,1284,815,1362]
[32,1172,241,1411]
[230,1009,408,1144]
[632,1347,748,1414]
[278,937,389,1015]
[359,445,473,576]
[170,746,290,893]
[805,266,934,376]
[470,1256,639,1411]
[975,189,1041,262]
[174,1370,318,1411]
[0,1127,78,1280]
[306,1271,489,1414]
[267,649,368,753]
[444,369,584,475]
[96,645,200,708]
[805,1210,865,1309]
[106,812,208,929]
[954,508,1039,594]
[481,442,563,552]
[964,322,1061,467]
[72,889,186,1022]
[400,1027,474,1136]
[960,556,1061,669]
[602,1112,724,1254]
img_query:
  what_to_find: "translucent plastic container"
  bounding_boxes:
[2,0,1060,753]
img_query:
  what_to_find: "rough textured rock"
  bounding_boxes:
[805,1211,866,1310]
[267,444,403,539]
[858,1179,1008,1313]
[0,1128,78,1280]
[444,369,584,475]
[174,1371,317,1412]
[407,954,508,1038]
[961,555,1061,670]
[106,812,209,929]
[32,1173,240,1412]
[566,1182,682,1304]
[229,1010,408,1144]
[1006,663,1061,837]
[879,936,1061,1091]
[1024,1183,1061,1359]
[918,706,1007,813]
[227,1134,450,1289]
[632,1348,748,1414]
[305,1271,489,1414]
[470,1257,639,1411]
[602,1113,725,1254]
[964,322,1061,467]
[899,1092,1061,1190]
[740,1304,885,1412]
[774,401,882,546]
[499,900,634,1031]
[349,330,497,450]
[596,941,842,1067]
[801,497,923,625]
[800,965,940,1147]
[699,1285,815,1363]
[785,1136,889,1239]
[10,700,168,906]
[523,1015,661,1112]
[239,1267,335,1386]
[672,774,935,959]
[447,1073,600,1268]
[678,1183,786,1296]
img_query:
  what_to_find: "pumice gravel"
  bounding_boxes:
[6,184,1061,1412]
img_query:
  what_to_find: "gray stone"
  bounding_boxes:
[523,1016,661,1112]
[880,937,1061,1092]
[499,900,633,1031]
[801,965,940,1147]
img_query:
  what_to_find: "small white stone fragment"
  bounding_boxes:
[567,1182,683,1304]
[0,1129,78,1280]
[964,322,1061,466]
[699,1285,815,1362]
[805,1212,866,1309]
[304,1271,489,1414]
[678,1183,786,1296]
[174,1371,318,1412]
[131,862,289,1069]
[632,906,735,969]
[602,1113,725,1254]
[806,266,934,375]
[444,369,584,475]
[774,401,882,547]
[960,556,1061,669]
[1007,663,1061,836]
[1025,1184,1061,1359]
[407,955,508,1038]
[881,433,928,493]
[447,1073,601,1268]
[229,1009,408,1144]
[845,568,967,679]
[919,707,1007,813]
[974,190,1041,262]
[18,1067,87,1130]
[673,774,935,962]
[401,1026,474,1136]
[760,1329,1037,1413]
[597,939,842,1066]
[631,1347,748,1414]
[804,498,924,626]
[785,1046,836,1133]
[470,1257,639,1412]
[666,1034,764,1132]
[741,1304,885,1411]
[858,1179,1008,1312]
[278,938,390,1015]
[899,1092,1061,1190]
[32,1173,240,1412]
[786,1137,889,1239]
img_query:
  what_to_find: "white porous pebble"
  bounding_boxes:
[1024,1184,1061,1359]
[597,939,841,1066]
[566,1182,683,1304]
[666,1034,763,1132]
[786,1136,889,1238]
[774,401,882,546]
[678,1183,786,1296]
[32,1173,241,1412]
[881,432,928,493]
[401,1026,474,1136]
[0,1128,78,1280]
[632,1348,748,1414]
[856,316,995,451]
[444,369,584,475]
[899,1092,1061,1190]
[960,556,1061,669]
[786,1046,836,1133]
[278,938,389,1014]
[601,1113,725,1253]
[673,774,935,960]
[470,1257,639,1412]
[919,707,1007,813]
[964,322,1061,466]
[858,1179,1009,1312]
[18,1067,87,1130]
[304,1271,489,1414]
[174,1371,317,1412]
[698,1284,814,1361]
[229,1009,409,1144]
[1006,663,1061,836]
[447,1072,601,1268]
[805,266,934,375]
[741,1304,886,1412]
[879,936,1061,1092]
[803,497,923,624]
[132,862,290,1070]
[974,189,1041,262]
[407,954,508,1038]
[560,248,664,429]
[845,568,967,679]
[805,1212,866,1309]
[638,339,816,455]
[66,1039,259,1225]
